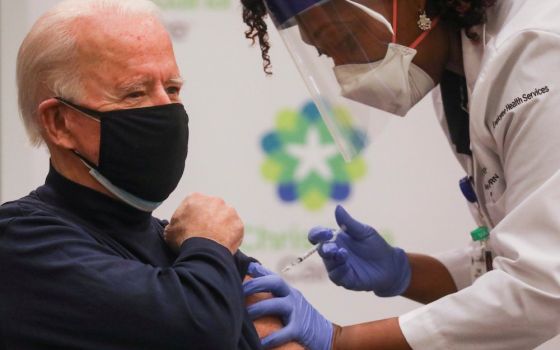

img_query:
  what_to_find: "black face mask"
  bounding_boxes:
[56,97,189,211]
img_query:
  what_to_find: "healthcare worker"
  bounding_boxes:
[240,0,560,349]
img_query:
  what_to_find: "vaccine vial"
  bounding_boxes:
[470,226,493,282]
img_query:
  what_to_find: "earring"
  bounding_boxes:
[417,10,432,31]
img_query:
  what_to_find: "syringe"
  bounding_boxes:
[281,229,342,273]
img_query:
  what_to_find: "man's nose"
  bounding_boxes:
[150,85,175,105]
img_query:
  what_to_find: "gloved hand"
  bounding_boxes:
[309,205,411,297]
[243,263,333,350]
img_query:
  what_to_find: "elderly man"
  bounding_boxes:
[0,0,304,349]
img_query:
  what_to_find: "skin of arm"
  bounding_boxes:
[332,318,411,350]
[402,253,458,304]
[244,275,304,350]
[331,254,457,349]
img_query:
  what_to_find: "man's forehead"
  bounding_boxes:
[73,14,176,68]
[74,13,171,55]
[69,13,180,95]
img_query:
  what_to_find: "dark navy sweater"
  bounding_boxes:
[0,167,262,350]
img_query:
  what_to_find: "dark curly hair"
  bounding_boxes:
[241,0,497,74]
[241,0,272,74]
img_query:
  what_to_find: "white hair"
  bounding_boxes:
[17,0,162,146]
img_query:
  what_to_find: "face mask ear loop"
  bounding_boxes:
[73,151,98,170]
[392,0,398,43]
[409,16,440,49]
[56,98,101,123]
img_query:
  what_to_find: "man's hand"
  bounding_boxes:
[164,193,244,254]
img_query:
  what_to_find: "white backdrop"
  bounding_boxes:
[1,0,558,348]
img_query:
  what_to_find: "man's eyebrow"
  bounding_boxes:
[167,77,184,85]
[114,76,184,95]
[115,77,153,93]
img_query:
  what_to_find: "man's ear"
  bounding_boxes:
[37,98,77,150]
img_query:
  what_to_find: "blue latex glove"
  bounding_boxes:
[243,263,333,350]
[309,205,411,297]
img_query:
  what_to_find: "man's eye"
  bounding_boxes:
[126,91,146,99]
[166,86,181,95]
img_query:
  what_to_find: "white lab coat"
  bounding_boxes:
[399,1,560,348]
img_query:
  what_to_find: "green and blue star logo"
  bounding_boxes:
[261,102,367,211]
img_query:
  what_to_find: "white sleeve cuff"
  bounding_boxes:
[399,305,448,350]
[433,245,473,291]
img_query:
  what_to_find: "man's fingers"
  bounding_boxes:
[243,274,290,297]
[335,205,374,240]
[308,226,334,244]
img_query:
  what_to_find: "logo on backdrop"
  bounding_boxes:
[260,101,367,211]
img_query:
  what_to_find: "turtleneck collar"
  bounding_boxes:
[36,164,153,230]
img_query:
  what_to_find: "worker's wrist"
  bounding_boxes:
[330,324,342,350]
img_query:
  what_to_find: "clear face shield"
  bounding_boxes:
[264,0,439,160]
